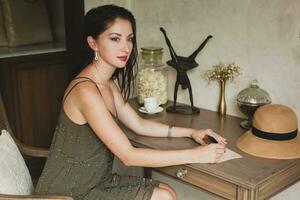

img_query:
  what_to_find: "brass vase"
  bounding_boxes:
[218,80,226,115]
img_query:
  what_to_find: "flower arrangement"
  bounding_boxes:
[204,62,241,115]
[205,63,241,83]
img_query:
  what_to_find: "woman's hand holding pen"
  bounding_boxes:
[191,129,227,163]
[193,144,226,163]
[191,129,227,145]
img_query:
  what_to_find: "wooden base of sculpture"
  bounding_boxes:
[166,105,200,114]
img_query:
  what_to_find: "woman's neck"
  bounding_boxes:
[92,60,115,85]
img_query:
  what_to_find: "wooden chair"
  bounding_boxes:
[0,93,73,200]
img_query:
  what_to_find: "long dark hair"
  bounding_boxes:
[77,4,138,101]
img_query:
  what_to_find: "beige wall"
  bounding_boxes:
[84,0,131,13]
[134,0,300,124]
[84,0,300,199]
[85,0,300,126]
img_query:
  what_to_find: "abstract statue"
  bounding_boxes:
[160,27,213,114]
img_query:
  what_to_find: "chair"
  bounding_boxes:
[0,93,73,200]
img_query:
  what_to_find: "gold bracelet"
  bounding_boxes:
[168,125,174,138]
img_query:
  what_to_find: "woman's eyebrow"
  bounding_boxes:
[108,33,134,37]
[109,33,122,36]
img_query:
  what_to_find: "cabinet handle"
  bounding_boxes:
[176,169,188,178]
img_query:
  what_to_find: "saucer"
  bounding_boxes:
[138,106,163,114]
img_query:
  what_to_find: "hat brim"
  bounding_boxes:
[236,130,300,159]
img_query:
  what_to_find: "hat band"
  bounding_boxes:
[252,126,298,141]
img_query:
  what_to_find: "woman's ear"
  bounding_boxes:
[87,36,98,51]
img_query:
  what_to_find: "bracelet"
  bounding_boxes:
[168,125,174,138]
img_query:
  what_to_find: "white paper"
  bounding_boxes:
[218,148,242,163]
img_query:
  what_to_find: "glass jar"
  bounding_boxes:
[137,47,168,105]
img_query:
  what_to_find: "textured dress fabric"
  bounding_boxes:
[35,78,159,199]
[35,109,159,200]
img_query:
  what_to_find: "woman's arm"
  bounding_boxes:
[75,82,225,167]
[110,82,227,146]
[110,81,195,138]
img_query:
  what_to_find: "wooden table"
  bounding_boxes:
[123,100,300,200]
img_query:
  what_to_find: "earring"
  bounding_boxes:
[94,51,99,61]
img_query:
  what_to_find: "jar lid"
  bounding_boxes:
[140,47,164,67]
[141,47,163,54]
[237,80,271,105]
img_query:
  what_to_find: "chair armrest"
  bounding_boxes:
[0,93,49,158]
[16,141,49,158]
[0,194,73,200]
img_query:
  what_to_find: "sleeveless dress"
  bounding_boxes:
[35,78,159,200]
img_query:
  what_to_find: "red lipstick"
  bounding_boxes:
[117,56,128,62]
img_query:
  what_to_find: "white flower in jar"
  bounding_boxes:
[137,68,168,104]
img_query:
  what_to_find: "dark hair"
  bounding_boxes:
[78,4,138,101]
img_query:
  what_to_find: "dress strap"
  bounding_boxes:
[62,76,118,119]
[63,76,101,105]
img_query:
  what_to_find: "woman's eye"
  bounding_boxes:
[128,37,134,42]
[110,37,120,42]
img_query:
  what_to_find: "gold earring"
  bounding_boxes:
[94,51,99,61]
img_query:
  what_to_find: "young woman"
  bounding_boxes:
[35,5,226,200]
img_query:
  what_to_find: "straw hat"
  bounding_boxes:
[236,104,300,159]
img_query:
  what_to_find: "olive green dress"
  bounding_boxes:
[35,78,159,200]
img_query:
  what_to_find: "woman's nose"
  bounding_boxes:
[121,42,130,54]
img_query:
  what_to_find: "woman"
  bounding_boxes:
[35,5,226,200]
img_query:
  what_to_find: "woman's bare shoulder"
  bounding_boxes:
[63,80,102,124]
[64,78,100,99]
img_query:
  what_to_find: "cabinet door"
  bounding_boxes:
[9,53,69,147]
[0,0,84,148]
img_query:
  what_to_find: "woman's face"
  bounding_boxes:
[95,18,134,69]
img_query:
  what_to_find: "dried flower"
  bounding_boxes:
[137,68,167,104]
[205,63,241,83]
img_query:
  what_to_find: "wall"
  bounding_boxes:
[84,0,131,13]
[85,0,300,123]
[85,0,299,199]
[134,0,300,123]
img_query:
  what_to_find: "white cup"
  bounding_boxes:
[144,97,159,113]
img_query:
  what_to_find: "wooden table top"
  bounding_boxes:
[124,99,300,189]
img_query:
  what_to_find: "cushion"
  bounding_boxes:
[1,0,53,46]
[0,94,13,134]
[0,129,33,195]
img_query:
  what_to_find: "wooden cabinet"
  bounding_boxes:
[0,0,84,148]
[0,53,69,147]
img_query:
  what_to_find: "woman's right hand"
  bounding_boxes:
[194,143,226,163]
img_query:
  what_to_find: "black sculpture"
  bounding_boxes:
[160,27,212,114]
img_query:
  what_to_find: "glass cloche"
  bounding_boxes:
[237,80,271,129]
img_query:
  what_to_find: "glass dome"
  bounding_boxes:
[237,80,271,129]
[237,80,271,105]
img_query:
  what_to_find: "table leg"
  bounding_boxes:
[237,186,258,200]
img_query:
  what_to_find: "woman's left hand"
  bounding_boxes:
[191,129,227,145]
